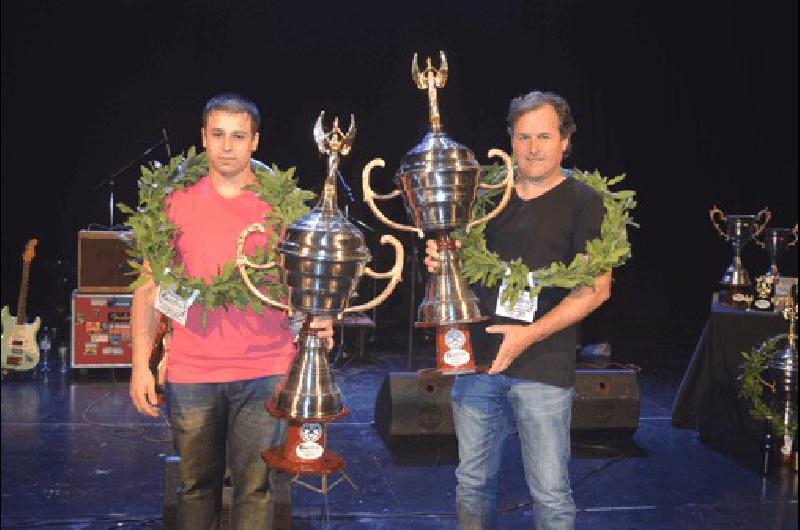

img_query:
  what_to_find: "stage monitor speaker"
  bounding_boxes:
[373,369,640,443]
[572,368,640,434]
[77,230,134,293]
[374,372,455,440]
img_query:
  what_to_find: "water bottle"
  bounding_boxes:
[58,345,69,374]
[39,327,52,373]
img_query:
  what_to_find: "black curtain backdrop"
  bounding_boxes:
[2,0,797,365]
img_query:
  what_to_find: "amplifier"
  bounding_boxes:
[77,230,134,293]
[71,291,133,368]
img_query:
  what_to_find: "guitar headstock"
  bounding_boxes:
[23,239,38,263]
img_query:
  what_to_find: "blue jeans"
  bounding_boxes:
[452,373,575,530]
[167,376,286,530]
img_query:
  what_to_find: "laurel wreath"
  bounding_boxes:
[739,333,797,438]
[117,147,314,320]
[455,164,637,305]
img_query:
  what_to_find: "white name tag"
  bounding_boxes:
[495,272,538,323]
[155,285,199,326]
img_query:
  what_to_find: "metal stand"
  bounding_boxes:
[95,131,170,229]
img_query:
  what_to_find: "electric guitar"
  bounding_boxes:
[2,239,41,370]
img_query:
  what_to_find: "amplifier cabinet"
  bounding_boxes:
[71,291,133,368]
[77,230,134,293]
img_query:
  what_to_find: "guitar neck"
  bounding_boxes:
[16,262,31,325]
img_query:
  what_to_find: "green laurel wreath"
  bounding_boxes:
[117,147,315,318]
[739,334,797,438]
[456,164,638,304]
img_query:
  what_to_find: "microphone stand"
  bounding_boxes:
[95,133,169,229]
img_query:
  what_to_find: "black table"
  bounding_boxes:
[671,293,787,468]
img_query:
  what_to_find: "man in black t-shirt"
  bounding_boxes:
[425,91,611,530]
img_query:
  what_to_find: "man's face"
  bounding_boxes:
[202,110,259,178]
[511,104,569,183]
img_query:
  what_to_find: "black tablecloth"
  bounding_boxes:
[671,294,787,467]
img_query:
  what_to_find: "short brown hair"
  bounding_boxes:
[507,91,576,155]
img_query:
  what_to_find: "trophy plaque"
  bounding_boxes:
[363,51,514,376]
[237,112,403,491]
[709,205,771,308]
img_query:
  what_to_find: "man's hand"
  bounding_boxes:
[485,323,541,374]
[423,239,461,273]
[130,367,160,417]
[309,317,335,350]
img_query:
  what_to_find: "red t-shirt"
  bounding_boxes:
[164,176,295,383]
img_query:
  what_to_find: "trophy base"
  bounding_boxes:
[419,323,488,376]
[262,446,345,475]
[719,288,752,309]
[418,365,489,378]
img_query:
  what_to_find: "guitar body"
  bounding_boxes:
[1,306,41,370]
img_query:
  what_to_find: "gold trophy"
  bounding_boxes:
[363,52,513,375]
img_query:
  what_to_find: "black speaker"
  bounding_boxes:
[572,368,640,433]
[373,369,640,443]
[374,372,455,439]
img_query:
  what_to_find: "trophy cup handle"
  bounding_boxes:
[465,148,514,233]
[709,205,729,241]
[752,207,771,238]
[236,223,290,312]
[342,234,404,315]
[362,158,424,239]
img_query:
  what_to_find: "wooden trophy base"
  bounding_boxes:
[417,323,488,377]
[261,401,356,493]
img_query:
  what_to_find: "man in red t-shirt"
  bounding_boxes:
[130,94,333,529]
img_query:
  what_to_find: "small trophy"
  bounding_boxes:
[237,112,403,491]
[362,51,514,376]
[767,285,798,464]
[709,205,771,308]
[757,225,798,279]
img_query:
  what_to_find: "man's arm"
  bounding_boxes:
[129,262,161,417]
[486,271,611,373]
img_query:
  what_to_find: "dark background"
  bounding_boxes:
[2,0,797,370]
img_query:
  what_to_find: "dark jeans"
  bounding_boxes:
[167,375,286,530]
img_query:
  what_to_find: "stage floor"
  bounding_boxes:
[1,352,797,529]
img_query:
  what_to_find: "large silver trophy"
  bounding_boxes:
[237,112,403,486]
[767,286,797,465]
[709,205,771,307]
[363,51,514,375]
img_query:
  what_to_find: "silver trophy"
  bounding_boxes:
[767,286,797,464]
[756,225,798,279]
[237,112,403,479]
[362,51,514,375]
[709,205,771,307]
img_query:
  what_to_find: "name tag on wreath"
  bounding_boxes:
[155,284,200,326]
[495,272,537,323]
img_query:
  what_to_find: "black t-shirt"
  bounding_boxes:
[470,175,605,387]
